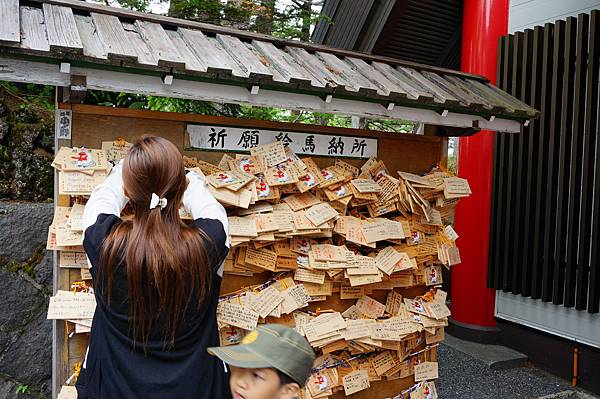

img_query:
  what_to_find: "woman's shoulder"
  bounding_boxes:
[83,213,122,267]
[191,217,226,241]
[85,213,122,238]
[191,217,229,274]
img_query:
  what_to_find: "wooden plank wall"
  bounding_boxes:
[489,10,600,313]
[54,103,447,398]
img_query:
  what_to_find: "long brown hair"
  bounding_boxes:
[99,136,213,347]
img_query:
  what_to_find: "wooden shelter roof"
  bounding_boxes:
[0,0,538,132]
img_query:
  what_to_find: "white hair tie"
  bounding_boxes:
[150,193,167,210]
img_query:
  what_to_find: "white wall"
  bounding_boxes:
[496,1,600,349]
[509,0,600,32]
[496,292,600,348]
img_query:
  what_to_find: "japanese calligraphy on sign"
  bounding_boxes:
[56,109,72,140]
[187,125,377,159]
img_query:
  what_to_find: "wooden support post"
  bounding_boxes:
[52,91,73,399]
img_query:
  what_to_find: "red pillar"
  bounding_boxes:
[451,0,509,333]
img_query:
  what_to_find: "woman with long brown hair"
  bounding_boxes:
[76,136,230,398]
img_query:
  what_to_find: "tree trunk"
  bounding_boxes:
[254,0,275,34]
[169,0,223,24]
[224,0,251,30]
[168,0,186,19]
[300,0,312,41]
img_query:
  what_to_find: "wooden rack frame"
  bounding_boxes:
[53,102,447,398]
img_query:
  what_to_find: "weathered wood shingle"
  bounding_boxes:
[43,3,82,53]
[0,0,20,46]
[0,0,539,120]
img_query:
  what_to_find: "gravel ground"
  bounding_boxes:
[437,343,574,399]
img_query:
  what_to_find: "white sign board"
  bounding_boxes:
[187,125,377,159]
[56,109,72,140]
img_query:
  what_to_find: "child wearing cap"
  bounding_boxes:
[208,324,316,399]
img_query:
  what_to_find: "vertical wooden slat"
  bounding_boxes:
[501,34,514,292]
[490,37,505,289]
[587,10,600,313]
[531,23,554,299]
[588,10,600,314]
[488,132,499,287]
[509,32,524,294]
[521,26,544,296]
[52,98,72,399]
[510,29,532,295]
[493,35,510,289]
[576,10,600,310]
[552,17,577,305]
[564,14,589,308]
[541,20,565,301]
[492,12,598,312]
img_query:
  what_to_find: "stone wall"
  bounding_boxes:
[0,89,54,202]
[0,202,54,399]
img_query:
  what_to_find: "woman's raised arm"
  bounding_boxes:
[183,170,230,275]
[82,161,128,233]
[182,170,229,239]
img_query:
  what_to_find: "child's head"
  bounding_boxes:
[208,324,315,399]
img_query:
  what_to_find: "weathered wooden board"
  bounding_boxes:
[252,41,314,86]
[134,20,185,69]
[371,62,426,102]
[122,22,159,67]
[0,0,538,124]
[43,3,83,53]
[178,27,243,77]
[208,36,250,78]
[217,34,271,78]
[345,57,405,97]
[91,12,138,62]
[470,78,534,116]
[73,14,108,60]
[445,74,498,111]
[396,67,458,105]
[286,46,334,89]
[71,114,185,150]
[462,78,517,114]
[165,29,208,73]
[316,51,374,93]
[19,6,50,52]
[411,70,464,107]
[0,0,20,46]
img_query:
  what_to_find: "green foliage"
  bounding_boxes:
[0,245,46,279]
[447,137,457,174]
[0,82,54,111]
[85,89,414,133]
[89,0,168,12]
[271,1,329,41]
[0,83,54,201]
[15,384,31,395]
[168,0,224,23]
[447,154,457,174]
